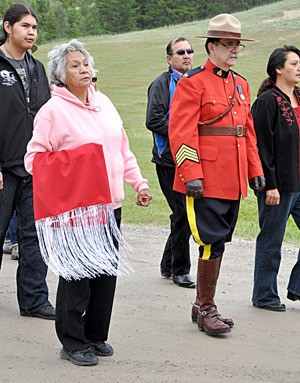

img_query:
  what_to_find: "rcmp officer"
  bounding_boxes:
[169,14,265,336]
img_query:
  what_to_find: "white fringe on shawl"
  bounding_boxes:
[35,204,133,281]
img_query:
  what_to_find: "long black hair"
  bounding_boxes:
[257,45,300,97]
[0,3,37,45]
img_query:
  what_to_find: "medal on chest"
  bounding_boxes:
[237,85,245,101]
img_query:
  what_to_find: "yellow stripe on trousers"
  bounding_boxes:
[186,196,212,260]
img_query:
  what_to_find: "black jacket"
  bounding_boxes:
[251,86,300,192]
[145,68,174,167]
[0,50,51,171]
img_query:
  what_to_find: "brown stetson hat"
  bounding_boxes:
[195,13,255,42]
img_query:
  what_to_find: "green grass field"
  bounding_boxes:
[35,0,300,246]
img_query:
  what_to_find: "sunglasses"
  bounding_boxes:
[173,49,194,56]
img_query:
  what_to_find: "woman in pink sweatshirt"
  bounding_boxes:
[25,39,152,366]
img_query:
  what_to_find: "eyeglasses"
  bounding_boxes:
[217,42,245,52]
[172,49,194,56]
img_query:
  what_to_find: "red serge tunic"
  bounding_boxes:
[169,59,263,200]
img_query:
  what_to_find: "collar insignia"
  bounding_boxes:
[213,67,229,78]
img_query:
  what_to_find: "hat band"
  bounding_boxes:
[207,30,241,39]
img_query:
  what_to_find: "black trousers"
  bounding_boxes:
[55,208,121,352]
[0,170,49,312]
[156,164,191,276]
[185,196,240,260]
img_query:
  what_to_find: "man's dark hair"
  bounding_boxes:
[0,3,37,45]
[205,38,220,55]
[166,37,189,56]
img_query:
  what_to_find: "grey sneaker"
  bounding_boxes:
[11,244,19,260]
[3,239,12,254]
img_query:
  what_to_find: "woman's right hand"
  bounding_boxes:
[136,188,152,207]
[0,171,3,190]
[265,189,280,205]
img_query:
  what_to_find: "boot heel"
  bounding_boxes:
[197,322,204,332]
[191,302,199,324]
[287,291,300,301]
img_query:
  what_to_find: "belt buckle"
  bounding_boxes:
[236,125,243,137]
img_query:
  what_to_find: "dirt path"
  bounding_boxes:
[0,225,299,383]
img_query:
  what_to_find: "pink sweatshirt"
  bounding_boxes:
[25,85,148,209]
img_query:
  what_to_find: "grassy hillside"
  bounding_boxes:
[35,0,300,245]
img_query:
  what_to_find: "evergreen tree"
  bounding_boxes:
[66,5,81,38]
[0,0,281,43]
[52,1,69,39]
[96,0,136,33]
[78,0,103,36]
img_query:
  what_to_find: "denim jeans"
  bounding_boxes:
[252,191,300,306]
[0,170,50,313]
[5,211,18,245]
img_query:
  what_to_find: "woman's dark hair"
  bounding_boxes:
[257,45,300,97]
[0,3,37,45]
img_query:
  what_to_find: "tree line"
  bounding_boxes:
[1,0,280,44]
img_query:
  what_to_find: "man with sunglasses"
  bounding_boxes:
[146,37,195,288]
[169,14,265,336]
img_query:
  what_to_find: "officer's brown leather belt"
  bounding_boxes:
[198,125,247,137]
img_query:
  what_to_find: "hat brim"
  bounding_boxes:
[195,34,255,42]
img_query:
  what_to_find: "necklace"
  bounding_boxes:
[3,45,26,76]
[3,44,25,62]
[3,44,30,104]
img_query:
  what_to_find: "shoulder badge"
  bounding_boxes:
[183,66,205,78]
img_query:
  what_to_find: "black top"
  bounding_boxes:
[145,68,174,167]
[251,85,300,192]
[0,50,51,172]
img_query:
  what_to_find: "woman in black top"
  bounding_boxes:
[251,45,300,311]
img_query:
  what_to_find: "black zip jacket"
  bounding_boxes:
[251,85,300,192]
[0,50,51,172]
[146,68,175,168]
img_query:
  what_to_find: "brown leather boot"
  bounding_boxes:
[191,256,234,327]
[196,257,231,336]
[192,302,234,328]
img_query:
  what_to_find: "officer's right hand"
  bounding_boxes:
[185,179,203,199]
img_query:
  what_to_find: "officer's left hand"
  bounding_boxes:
[186,179,203,199]
[249,176,266,192]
